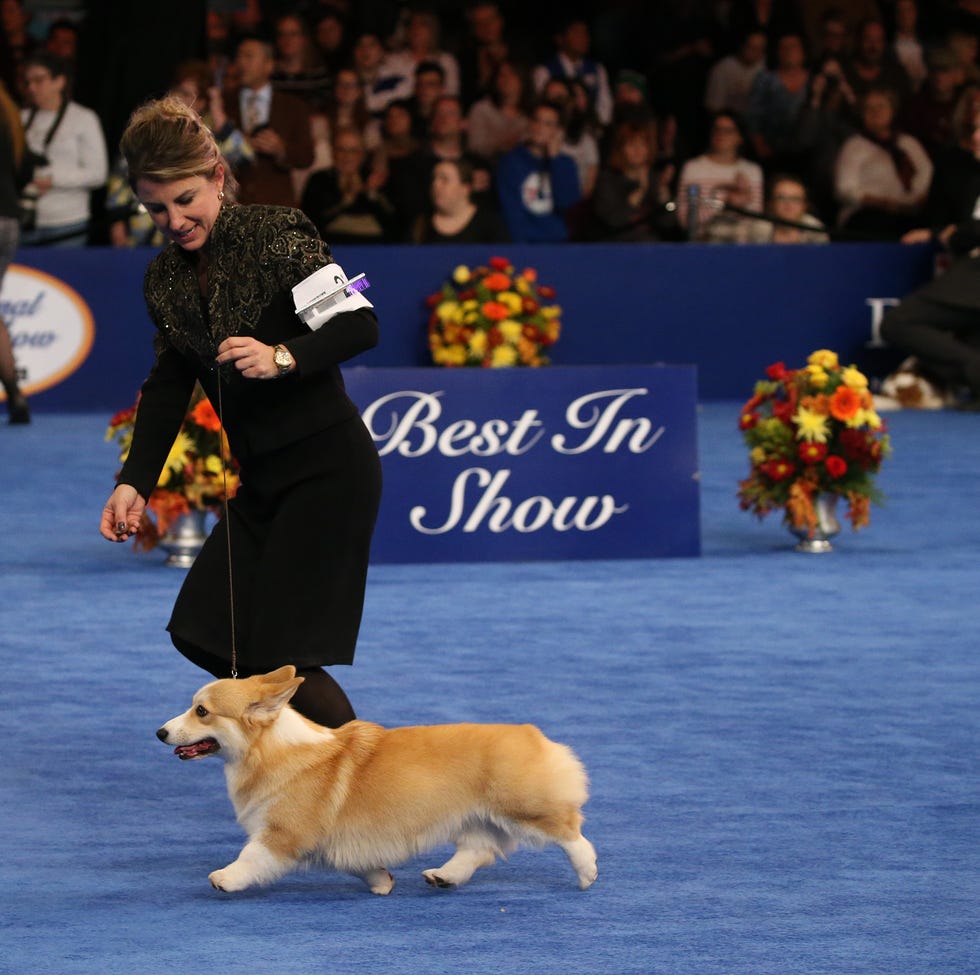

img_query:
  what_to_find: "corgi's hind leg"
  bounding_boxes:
[422,831,503,888]
[559,834,598,889]
[357,867,395,895]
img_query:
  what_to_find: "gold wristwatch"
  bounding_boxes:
[273,344,294,376]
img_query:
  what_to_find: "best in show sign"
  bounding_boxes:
[344,365,700,562]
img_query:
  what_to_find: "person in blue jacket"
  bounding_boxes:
[495,100,581,242]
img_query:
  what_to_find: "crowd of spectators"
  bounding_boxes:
[5,0,980,247]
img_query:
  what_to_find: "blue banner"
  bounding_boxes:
[344,366,700,562]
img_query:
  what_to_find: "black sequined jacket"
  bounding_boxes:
[118,204,379,502]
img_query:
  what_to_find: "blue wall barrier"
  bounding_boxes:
[3,241,933,412]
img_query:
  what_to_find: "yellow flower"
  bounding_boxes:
[452,265,471,284]
[204,455,224,475]
[468,330,488,356]
[433,344,466,366]
[491,344,518,367]
[462,299,479,311]
[750,446,766,465]
[542,304,562,319]
[793,406,831,443]
[807,349,839,370]
[498,319,523,342]
[499,291,523,315]
[842,366,869,390]
[515,277,531,295]
[160,431,194,482]
[436,300,463,324]
[806,364,829,389]
[851,408,882,430]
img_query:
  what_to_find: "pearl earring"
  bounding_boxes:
[218,190,225,200]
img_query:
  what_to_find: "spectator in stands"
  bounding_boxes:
[354,32,412,117]
[1,0,36,90]
[676,109,764,241]
[312,10,352,79]
[833,85,933,237]
[425,94,491,187]
[880,107,980,408]
[810,7,851,65]
[44,17,78,68]
[533,16,613,127]
[704,30,768,121]
[457,0,529,109]
[495,99,581,242]
[0,78,29,422]
[891,0,927,93]
[300,124,395,244]
[321,66,382,165]
[382,9,461,99]
[801,0,879,58]
[414,157,509,243]
[375,98,429,241]
[465,59,532,162]
[19,52,107,247]
[205,7,234,90]
[591,118,678,242]
[407,60,448,140]
[794,55,860,224]
[272,12,331,111]
[739,173,830,243]
[610,69,657,130]
[745,31,810,173]
[946,29,980,89]
[843,18,913,107]
[900,47,964,160]
[223,36,314,207]
[541,76,600,198]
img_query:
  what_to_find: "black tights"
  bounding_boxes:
[172,638,356,728]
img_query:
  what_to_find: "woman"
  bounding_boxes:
[0,78,29,422]
[676,109,764,241]
[19,52,107,246]
[833,85,932,237]
[591,119,678,241]
[414,157,508,243]
[465,59,532,162]
[300,125,395,245]
[99,97,381,727]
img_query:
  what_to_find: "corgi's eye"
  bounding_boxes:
[196,704,209,717]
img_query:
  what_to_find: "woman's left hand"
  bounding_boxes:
[216,337,279,379]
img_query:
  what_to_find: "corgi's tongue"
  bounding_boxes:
[174,738,219,760]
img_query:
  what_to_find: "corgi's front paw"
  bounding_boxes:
[209,867,248,892]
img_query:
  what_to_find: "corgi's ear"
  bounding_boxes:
[261,665,297,683]
[248,675,304,718]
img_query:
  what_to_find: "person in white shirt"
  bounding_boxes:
[676,110,764,241]
[704,30,768,118]
[19,53,107,247]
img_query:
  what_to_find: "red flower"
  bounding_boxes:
[522,297,539,315]
[825,455,847,478]
[739,411,760,430]
[489,256,510,270]
[481,300,510,321]
[766,361,788,381]
[483,272,511,292]
[538,285,556,299]
[773,399,795,424]
[761,459,795,481]
[798,442,828,464]
[425,293,442,308]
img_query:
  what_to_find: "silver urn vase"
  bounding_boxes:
[787,494,841,553]
[159,509,209,567]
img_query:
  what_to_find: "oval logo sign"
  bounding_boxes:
[0,263,95,397]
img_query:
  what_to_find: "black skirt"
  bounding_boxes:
[168,415,382,671]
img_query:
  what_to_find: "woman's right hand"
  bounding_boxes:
[100,484,146,542]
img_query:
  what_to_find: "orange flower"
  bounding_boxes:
[481,300,510,321]
[482,272,511,292]
[190,396,222,432]
[829,385,861,422]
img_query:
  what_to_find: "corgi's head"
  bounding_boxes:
[156,666,304,762]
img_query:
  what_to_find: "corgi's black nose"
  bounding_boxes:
[156,728,169,742]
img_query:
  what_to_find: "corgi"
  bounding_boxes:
[156,666,598,895]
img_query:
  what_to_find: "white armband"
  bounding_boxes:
[292,263,373,331]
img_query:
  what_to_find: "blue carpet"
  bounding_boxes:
[1,404,978,975]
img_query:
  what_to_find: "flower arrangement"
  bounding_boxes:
[426,256,561,367]
[737,349,890,534]
[106,383,239,550]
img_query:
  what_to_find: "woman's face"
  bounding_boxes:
[431,161,469,212]
[622,133,651,169]
[333,70,360,106]
[777,35,805,69]
[136,172,225,251]
[862,92,894,132]
[709,115,741,153]
[383,104,412,138]
[333,133,365,174]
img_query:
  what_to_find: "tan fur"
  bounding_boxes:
[157,667,598,895]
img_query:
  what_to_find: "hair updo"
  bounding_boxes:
[120,96,238,200]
